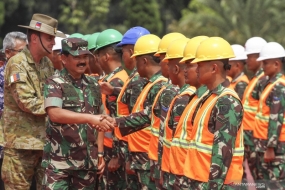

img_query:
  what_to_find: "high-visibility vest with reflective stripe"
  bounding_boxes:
[242,72,264,131]
[115,72,140,142]
[128,76,168,152]
[169,89,209,175]
[103,69,129,148]
[254,76,285,142]
[229,74,249,90]
[184,88,244,184]
[148,86,167,160]
[161,86,195,172]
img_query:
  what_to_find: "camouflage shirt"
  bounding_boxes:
[42,68,102,170]
[190,79,244,190]
[0,47,54,149]
[232,72,248,100]
[254,72,285,154]
[116,71,167,170]
[112,68,148,157]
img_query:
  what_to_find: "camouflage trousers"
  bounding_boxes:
[136,169,156,190]
[149,159,165,190]
[118,140,139,190]
[1,148,44,190]
[256,152,285,189]
[244,144,257,180]
[101,145,126,190]
[42,168,98,190]
[172,174,189,190]
[162,171,171,189]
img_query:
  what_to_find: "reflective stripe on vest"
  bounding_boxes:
[184,88,244,184]
[103,69,129,148]
[242,72,264,131]
[169,89,209,175]
[115,72,139,142]
[229,74,249,90]
[254,77,285,141]
[148,86,167,160]
[161,87,195,172]
[128,76,168,152]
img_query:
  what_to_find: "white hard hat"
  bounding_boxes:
[229,44,247,61]
[244,37,267,55]
[52,31,66,51]
[257,42,285,61]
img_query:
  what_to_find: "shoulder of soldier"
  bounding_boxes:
[271,81,285,94]
[5,51,27,69]
[216,94,243,113]
[235,81,248,88]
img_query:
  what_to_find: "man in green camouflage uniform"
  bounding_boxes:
[100,26,150,190]
[114,34,165,190]
[42,38,114,190]
[185,37,244,190]
[96,29,129,190]
[253,42,285,189]
[0,14,61,190]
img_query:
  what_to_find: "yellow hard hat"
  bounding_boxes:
[130,34,161,58]
[154,32,186,56]
[192,37,235,63]
[179,36,209,64]
[162,38,190,62]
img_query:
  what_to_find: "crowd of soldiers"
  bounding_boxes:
[0,12,284,190]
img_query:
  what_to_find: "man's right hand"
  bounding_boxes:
[125,161,136,175]
[99,82,114,95]
[89,115,114,131]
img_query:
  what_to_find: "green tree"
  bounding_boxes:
[120,0,163,36]
[170,0,285,45]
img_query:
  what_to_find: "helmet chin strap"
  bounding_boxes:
[38,32,51,54]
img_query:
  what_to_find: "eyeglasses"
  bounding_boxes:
[9,48,23,53]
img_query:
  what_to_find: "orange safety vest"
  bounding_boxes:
[229,74,249,90]
[148,86,167,160]
[184,88,244,184]
[103,69,129,148]
[115,72,140,142]
[254,76,285,141]
[128,76,168,152]
[161,87,195,173]
[169,88,209,175]
[242,72,264,131]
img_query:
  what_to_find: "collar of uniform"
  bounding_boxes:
[255,68,264,77]
[60,68,90,84]
[179,84,190,93]
[210,78,230,95]
[22,46,35,64]
[149,70,162,83]
[129,67,138,78]
[268,72,283,84]
[196,85,208,98]
[231,72,245,83]
[103,66,123,82]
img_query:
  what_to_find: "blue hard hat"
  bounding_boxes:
[117,26,150,47]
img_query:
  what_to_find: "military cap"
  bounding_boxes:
[61,37,92,56]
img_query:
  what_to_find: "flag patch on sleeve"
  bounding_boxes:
[10,73,20,83]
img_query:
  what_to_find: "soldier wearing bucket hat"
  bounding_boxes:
[0,13,59,190]
[42,37,114,189]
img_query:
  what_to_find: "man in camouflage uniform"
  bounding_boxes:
[115,34,166,190]
[42,37,114,190]
[96,29,129,190]
[253,42,285,189]
[184,37,244,189]
[100,26,150,190]
[0,14,61,190]
[150,33,185,189]
[227,44,249,100]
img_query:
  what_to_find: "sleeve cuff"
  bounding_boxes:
[44,97,63,109]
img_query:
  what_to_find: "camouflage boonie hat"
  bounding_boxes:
[61,37,92,56]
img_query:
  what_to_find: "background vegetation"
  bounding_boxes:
[1,0,285,47]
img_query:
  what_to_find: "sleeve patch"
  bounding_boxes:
[10,73,20,83]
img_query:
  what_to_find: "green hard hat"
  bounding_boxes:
[82,34,91,41]
[87,32,100,50]
[95,29,123,50]
[68,33,83,38]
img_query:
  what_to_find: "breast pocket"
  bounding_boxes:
[62,99,81,112]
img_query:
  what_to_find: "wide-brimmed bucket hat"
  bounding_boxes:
[18,13,64,37]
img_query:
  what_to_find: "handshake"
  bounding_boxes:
[89,114,116,132]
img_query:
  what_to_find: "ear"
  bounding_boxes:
[174,64,180,74]
[31,33,38,44]
[61,54,67,65]
[211,63,218,73]
[129,48,134,56]
[5,49,11,60]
